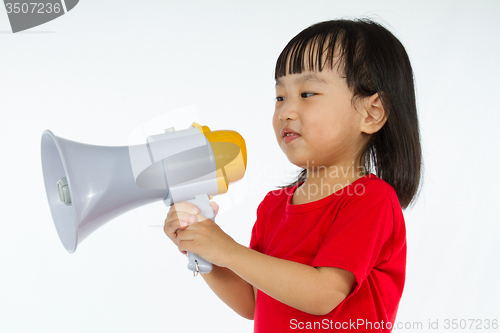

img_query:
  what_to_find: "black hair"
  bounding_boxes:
[275,18,423,210]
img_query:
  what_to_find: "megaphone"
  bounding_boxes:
[41,122,247,275]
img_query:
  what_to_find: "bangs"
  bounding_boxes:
[274,20,377,96]
[275,26,350,80]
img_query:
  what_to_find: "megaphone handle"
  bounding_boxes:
[186,194,214,275]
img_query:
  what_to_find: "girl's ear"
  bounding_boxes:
[359,93,388,135]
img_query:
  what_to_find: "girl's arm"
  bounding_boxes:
[163,201,256,319]
[226,244,355,316]
[200,265,256,320]
[177,218,356,316]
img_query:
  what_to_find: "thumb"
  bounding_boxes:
[210,201,220,217]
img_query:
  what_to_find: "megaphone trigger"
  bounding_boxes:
[186,193,215,275]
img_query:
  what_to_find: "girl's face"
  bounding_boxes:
[273,67,368,171]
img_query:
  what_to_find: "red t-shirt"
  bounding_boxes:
[249,173,406,332]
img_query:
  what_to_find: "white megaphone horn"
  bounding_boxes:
[41,122,247,275]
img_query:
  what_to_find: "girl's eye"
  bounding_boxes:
[276,96,285,102]
[301,92,316,98]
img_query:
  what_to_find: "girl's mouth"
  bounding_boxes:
[283,133,300,143]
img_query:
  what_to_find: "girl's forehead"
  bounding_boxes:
[276,71,330,87]
[275,68,343,88]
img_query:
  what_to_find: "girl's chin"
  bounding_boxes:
[286,158,312,169]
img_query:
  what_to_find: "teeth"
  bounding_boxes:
[285,133,296,136]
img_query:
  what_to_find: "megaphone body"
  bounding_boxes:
[41,123,247,275]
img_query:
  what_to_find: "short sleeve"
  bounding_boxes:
[311,189,395,295]
[249,222,260,252]
[249,196,268,253]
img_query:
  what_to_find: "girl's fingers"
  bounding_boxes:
[164,200,220,239]
[170,201,201,216]
[210,201,219,217]
[174,211,199,226]
[164,214,197,239]
[169,200,218,219]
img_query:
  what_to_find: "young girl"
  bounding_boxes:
[164,18,422,332]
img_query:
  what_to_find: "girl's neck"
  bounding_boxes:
[292,164,368,205]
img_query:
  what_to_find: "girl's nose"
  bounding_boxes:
[278,98,298,121]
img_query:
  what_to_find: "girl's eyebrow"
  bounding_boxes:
[275,73,329,87]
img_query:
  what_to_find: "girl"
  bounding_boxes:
[164,18,422,332]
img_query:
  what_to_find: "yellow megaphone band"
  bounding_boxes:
[192,122,247,195]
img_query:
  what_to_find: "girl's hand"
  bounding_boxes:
[163,200,219,255]
[176,214,239,268]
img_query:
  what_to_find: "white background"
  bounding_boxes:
[1,0,499,332]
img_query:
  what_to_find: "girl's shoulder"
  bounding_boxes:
[357,173,398,198]
[347,174,404,216]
